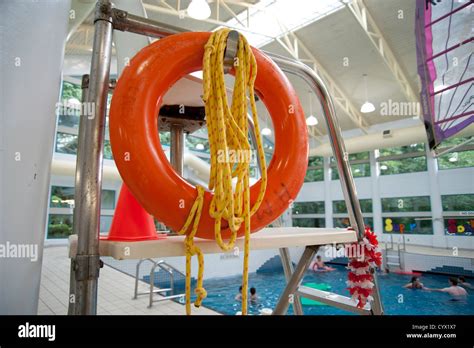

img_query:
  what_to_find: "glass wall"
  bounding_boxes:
[332,199,373,229]
[442,194,474,236]
[47,186,116,239]
[305,156,324,182]
[436,136,474,170]
[56,81,113,160]
[331,152,370,180]
[378,143,427,175]
[381,196,432,234]
[292,201,325,227]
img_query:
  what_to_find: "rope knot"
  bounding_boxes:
[194,287,208,307]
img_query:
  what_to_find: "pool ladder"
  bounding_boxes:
[133,259,186,308]
[383,234,406,271]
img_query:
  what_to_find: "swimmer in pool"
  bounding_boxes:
[458,276,473,290]
[403,276,424,289]
[235,286,242,301]
[250,287,258,303]
[425,277,468,300]
[310,255,335,272]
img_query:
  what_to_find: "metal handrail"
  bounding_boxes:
[133,258,186,308]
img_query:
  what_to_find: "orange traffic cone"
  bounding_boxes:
[104,184,163,241]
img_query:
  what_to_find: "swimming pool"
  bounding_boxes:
[192,265,474,315]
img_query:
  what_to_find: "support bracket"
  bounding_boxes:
[73,255,103,281]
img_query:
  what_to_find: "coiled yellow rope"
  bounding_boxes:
[177,28,267,315]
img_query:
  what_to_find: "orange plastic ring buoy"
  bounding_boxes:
[109,32,308,240]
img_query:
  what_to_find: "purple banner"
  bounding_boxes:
[415,0,473,150]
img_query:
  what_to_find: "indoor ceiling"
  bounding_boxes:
[65,0,423,142]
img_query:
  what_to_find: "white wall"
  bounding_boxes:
[294,150,474,250]
[0,0,71,314]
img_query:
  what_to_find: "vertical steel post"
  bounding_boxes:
[73,0,113,315]
[68,74,90,315]
[170,125,185,175]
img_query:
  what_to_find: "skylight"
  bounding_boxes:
[217,0,345,47]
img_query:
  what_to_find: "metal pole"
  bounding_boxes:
[248,115,263,178]
[273,246,318,315]
[265,52,384,315]
[68,74,90,315]
[170,124,185,175]
[112,9,183,38]
[133,259,142,299]
[73,0,113,315]
[279,248,304,315]
[149,264,157,308]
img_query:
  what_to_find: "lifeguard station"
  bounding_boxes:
[67,0,384,316]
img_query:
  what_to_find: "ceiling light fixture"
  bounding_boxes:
[261,127,272,136]
[360,74,375,113]
[306,91,319,126]
[195,143,205,150]
[187,0,211,20]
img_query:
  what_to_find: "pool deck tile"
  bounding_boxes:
[38,246,219,316]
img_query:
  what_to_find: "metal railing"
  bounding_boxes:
[133,259,185,308]
[382,234,406,271]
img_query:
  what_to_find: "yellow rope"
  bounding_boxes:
[178,29,267,316]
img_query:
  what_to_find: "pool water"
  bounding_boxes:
[191,265,474,315]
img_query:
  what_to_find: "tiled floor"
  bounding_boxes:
[38,246,218,315]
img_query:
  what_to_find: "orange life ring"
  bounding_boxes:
[109,32,308,240]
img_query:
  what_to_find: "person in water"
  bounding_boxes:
[404,276,424,289]
[458,276,473,290]
[235,286,242,301]
[426,277,468,300]
[311,255,335,272]
[250,287,258,302]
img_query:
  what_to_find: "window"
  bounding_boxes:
[56,132,78,155]
[58,82,82,128]
[305,156,324,182]
[61,81,82,100]
[104,139,113,160]
[49,186,116,210]
[381,196,431,212]
[442,194,474,236]
[332,199,373,214]
[383,217,433,234]
[48,214,73,239]
[331,152,370,180]
[442,194,474,212]
[334,217,373,230]
[100,215,113,233]
[292,218,325,228]
[50,186,75,208]
[55,132,113,160]
[101,190,116,209]
[48,187,116,239]
[292,201,325,227]
[378,143,427,175]
[332,199,373,229]
[381,195,432,234]
[292,201,324,215]
[437,137,474,170]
